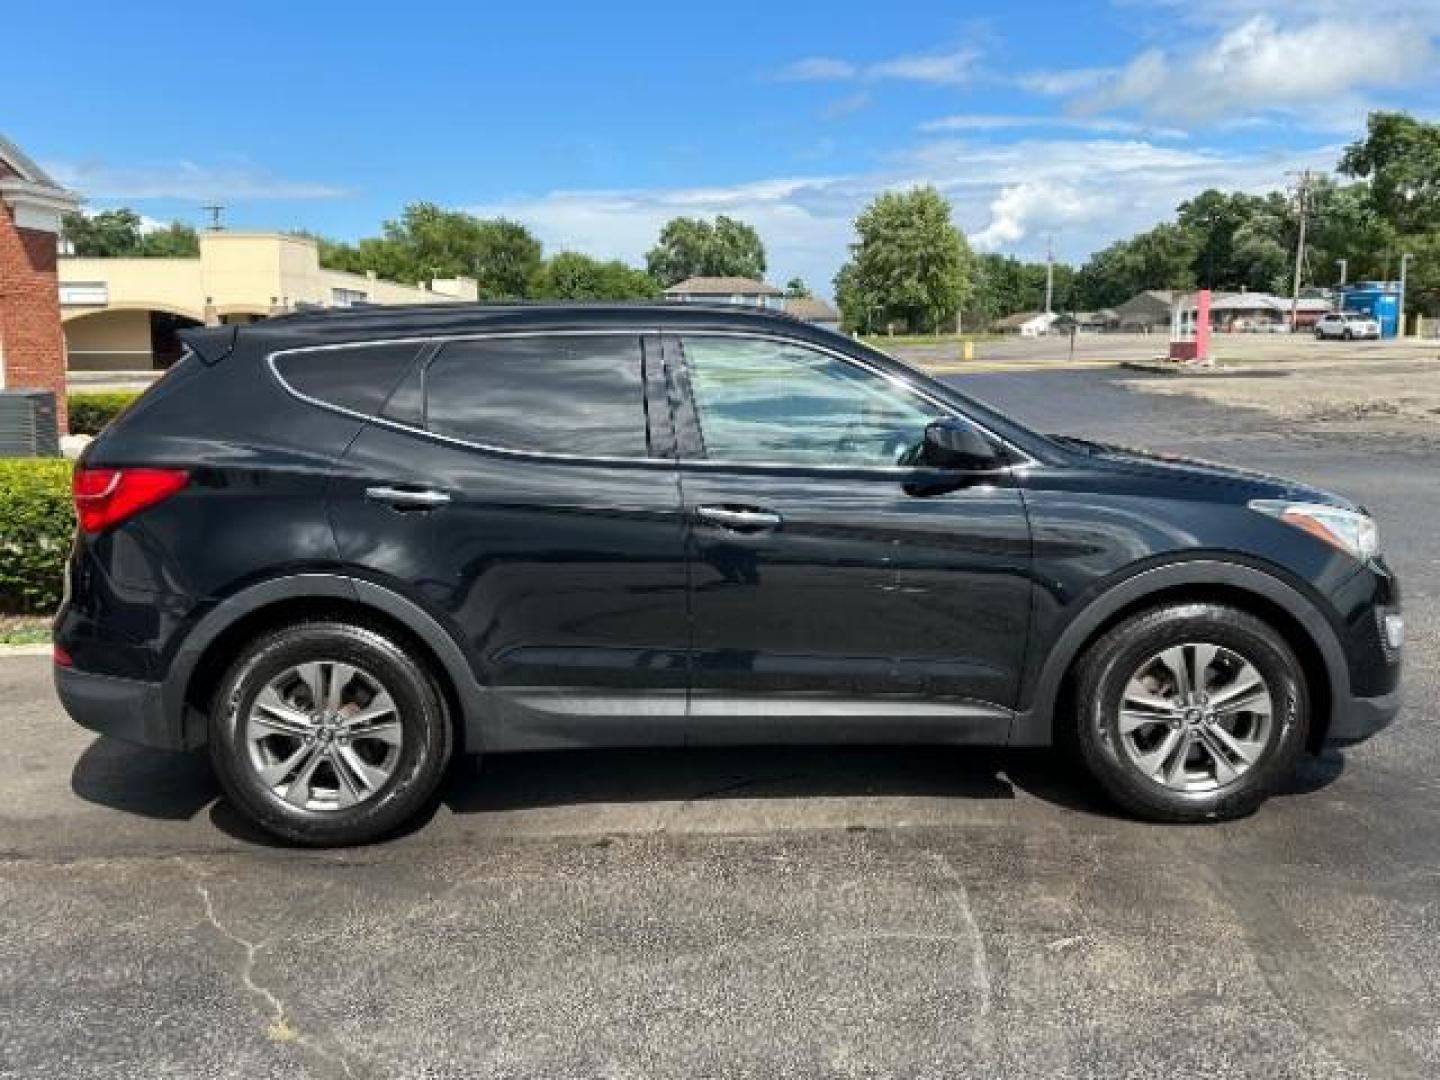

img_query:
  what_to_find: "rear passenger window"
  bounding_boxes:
[274,343,424,417]
[424,335,648,458]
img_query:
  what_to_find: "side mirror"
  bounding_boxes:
[921,418,1004,471]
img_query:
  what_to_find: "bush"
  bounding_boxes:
[68,390,141,436]
[0,459,74,615]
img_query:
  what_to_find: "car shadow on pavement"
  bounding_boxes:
[70,736,218,821]
[438,745,1111,818]
[68,736,1347,846]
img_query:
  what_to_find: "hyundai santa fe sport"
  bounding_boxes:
[54,303,1403,845]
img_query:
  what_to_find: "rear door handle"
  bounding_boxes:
[365,485,451,509]
[695,505,782,532]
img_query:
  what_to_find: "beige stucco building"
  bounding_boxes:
[60,231,478,370]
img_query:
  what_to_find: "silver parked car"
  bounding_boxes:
[1314,312,1381,340]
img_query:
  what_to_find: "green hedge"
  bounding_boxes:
[68,390,141,436]
[0,459,74,615]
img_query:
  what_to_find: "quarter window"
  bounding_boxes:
[425,335,649,458]
[681,336,943,466]
[274,342,424,417]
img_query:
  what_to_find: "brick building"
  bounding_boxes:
[0,135,81,431]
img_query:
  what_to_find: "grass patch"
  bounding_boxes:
[0,615,50,646]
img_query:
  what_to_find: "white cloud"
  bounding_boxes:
[772,47,981,86]
[921,113,1187,139]
[776,57,859,82]
[1076,15,1436,122]
[867,48,981,86]
[468,136,1338,296]
[1015,67,1118,96]
[44,158,348,201]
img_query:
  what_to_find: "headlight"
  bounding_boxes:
[1250,500,1379,561]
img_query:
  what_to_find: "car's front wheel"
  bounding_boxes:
[1073,602,1308,822]
[210,620,453,845]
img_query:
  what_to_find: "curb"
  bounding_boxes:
[0,644,52,658]
[1117,361,1292,378]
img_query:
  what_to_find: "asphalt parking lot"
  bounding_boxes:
[3,367,1437,1079]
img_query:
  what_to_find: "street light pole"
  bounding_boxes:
[1398,253,1414,339]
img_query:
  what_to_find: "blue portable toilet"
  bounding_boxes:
[1339,282,1402,338]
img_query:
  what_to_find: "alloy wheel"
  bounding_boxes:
[243,660,404,811]
[1114,643,1274,793]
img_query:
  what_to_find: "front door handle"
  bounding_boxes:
[365,485,451,509]
[695,505,782,532]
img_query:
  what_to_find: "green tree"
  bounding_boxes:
[310,203,543,297]
[1073,223,1198,309]
[965,254,1074,326]
[137,220,200,257]
[531,252,660,299]
[834,187,973,334]
[784,276,812,299]
[644,215,767,286]
[62,209,199,258]
[1340,111,1440,235]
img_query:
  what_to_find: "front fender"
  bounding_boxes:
[1009,558,1350,746]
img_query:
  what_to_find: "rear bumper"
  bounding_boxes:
[1325,686,1402,748]
[54,665,183,750]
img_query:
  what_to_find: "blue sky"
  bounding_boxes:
[7,0,1439,293]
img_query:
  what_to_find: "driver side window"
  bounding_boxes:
[681,336,942,466]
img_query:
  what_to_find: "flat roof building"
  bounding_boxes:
[60,231,478,370]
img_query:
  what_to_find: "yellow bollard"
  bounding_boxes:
[960,340,975,362]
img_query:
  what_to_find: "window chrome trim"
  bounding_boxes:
[267,330,672,468]
[265,327,1037,473]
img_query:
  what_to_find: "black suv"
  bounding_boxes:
[55,304,1402,844]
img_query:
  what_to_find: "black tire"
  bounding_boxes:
[1072,602,1308,823]
[1343,329,1354,340]
[1314,330,1324,340]
[210,620,452,846]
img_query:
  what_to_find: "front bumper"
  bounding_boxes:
[1326,686,1402,748]
[54,665,182,750]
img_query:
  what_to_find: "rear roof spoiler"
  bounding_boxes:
[178,324,238,366]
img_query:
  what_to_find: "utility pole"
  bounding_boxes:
[201,204,226,230]
[1288,171,1312,332]
[1398,252,1414,339]
[1335,258,1347,313]
[1043,234,1055,315]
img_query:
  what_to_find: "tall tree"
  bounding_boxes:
[1340,111,1440,235]
[834,187,973,334]
[644,215,767,286]
[1073,223,1198,309]
[62,209,199,258]
[314,203,543,297]
[531,252,660,299]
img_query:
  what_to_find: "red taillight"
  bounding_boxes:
[53,644,73,668]
[72,467,189,533]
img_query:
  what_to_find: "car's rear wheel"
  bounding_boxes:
[1073,602,1308,822]
[210,621,452,846]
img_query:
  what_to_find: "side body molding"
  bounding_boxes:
[1009,559,1351,746]
[167,573,489,750]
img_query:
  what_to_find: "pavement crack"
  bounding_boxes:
[180,862,358,1079]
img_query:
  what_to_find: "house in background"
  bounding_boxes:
[0,133,81,431]
[994,311,1058,337]
[60,231,479,370]
[1114,290,1178,332]
[663,276,785,310]
[782,295,841,330]
[1054,310,1117,334]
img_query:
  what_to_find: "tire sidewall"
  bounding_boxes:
[1077,605,1308,820]
[210,622,450,845]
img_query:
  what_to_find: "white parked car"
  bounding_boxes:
[1314,312,1381,340]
